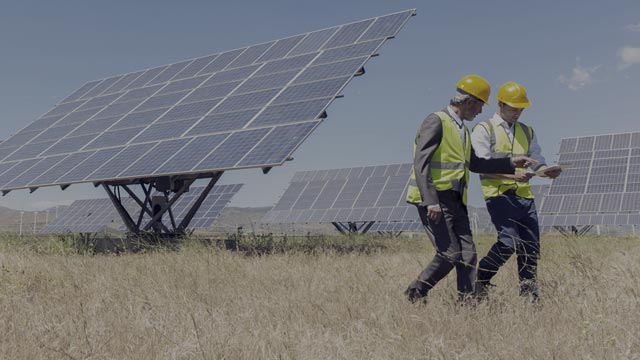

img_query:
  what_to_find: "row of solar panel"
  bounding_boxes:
[539,213,640,226]
[558,132,640,154]
[41,184,242,234]
[539,192,640,213]
[368,221,423,232]
[291,163,412,183]
[262,205,420,224]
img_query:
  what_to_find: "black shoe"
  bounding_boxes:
[474,281,496,300]
[404,287,427,304]
[520,280,539,303]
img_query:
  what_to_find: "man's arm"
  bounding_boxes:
[413,113,443,207]
[468,145,516,174]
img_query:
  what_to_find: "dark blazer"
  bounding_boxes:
[413,108,515,207]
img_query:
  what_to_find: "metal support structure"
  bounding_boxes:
[554,225,593,237]
[331,221,375,235]
[101,172,223,240]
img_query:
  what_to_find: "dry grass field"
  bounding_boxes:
[0,232,638,359]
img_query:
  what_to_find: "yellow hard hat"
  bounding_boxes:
[456,74,491,105]
[496,81,531,108]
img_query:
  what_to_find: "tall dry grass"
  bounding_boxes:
[0,233,638,359]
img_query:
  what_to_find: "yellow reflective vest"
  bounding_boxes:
[476,120,534,199]
[407,111,471,205]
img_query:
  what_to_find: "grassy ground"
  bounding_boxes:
[0,232,638,359]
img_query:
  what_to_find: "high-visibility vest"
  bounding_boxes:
[407,111,471,205]
[476,120,534,199]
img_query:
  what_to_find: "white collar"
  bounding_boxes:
[446,106,464,127]
[490,113,514,129]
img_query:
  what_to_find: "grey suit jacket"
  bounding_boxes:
[413,108,515,207]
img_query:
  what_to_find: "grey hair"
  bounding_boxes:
[450,90,471,106]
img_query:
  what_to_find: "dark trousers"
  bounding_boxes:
[477,193,540,284]
[406,190,476,296]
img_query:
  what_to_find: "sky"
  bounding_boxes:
[0,0,639,211]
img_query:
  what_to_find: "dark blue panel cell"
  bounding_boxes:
[103,71,146,94]
[376,175,408,207]
[4,141,55,161]
[81,76,123,99]
[124,66,168,90]
[179,81,241,104]
[353,177,386,208]
[289,28,338,56]
[42,99,87,118]
[294,57,366,84]
[256,35,305,62]
[131,118,198,143]
[273,77,349,104]
[202,65,261,87]
[57,148,124,183]
[136,91,190,112]
[94,99,145,119]
[119,138,190,177]
[114,84,163,103]
[248,97,330,128]
[154,133,229,174]
[313,39,383,65]
[198,48,246,75]
[212,88,279,113]
[194,128,270,170]
[147,60,193,85]
[4,154,67,189]
[28,151,96,186]
[76,92,123,111]
[60,80,103,104]
[253,53,317,76]
[30,125,77,144]
[228,42,275,68]
[157,99,220,122]
[359,11,413,41]
[0,158,41,189]
[21,115,65,133]
[56,108,102,126]
[233,70,297,95]
[322,19,374,49]
[311,179,346,209]
[186,109,260,136]
[86,143,155,181]
[332,177,366,208]
[272,182,306,211]
[0,162,18,177]
[113,108,168,129]
[156,75,209,95]
[69,116,122,137]
[0,130,42,149]
[44,135,96,156]
[172,54,218,80]
[292,180,325,210]
[238,121,318,167]
[84,127,146,149]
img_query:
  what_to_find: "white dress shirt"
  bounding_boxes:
[471,113,546,169]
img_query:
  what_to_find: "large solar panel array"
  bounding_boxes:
[538,132,640,227]
[0,10,415,193]
[41,184,242,234]
[262,163,420,224]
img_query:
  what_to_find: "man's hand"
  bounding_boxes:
[427,204,442,224]
[511,156,537,168]
[513,172,534,182]
[543,168,562,179]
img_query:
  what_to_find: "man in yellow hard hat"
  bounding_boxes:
[404,75,537,303]
[471,81,561,302]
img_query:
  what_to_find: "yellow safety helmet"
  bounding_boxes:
[496,81,531,108]
[456,74,491,105]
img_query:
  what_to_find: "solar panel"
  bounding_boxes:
[41,184,242,234]
[0,9,415,193]
[40,198,119,234]
[540,132,640,227]
[262,163,420,226]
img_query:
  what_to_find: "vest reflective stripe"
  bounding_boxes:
[476,120,534,199]
[407,111,471,205]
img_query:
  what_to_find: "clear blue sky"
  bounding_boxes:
[0,0,639,211]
